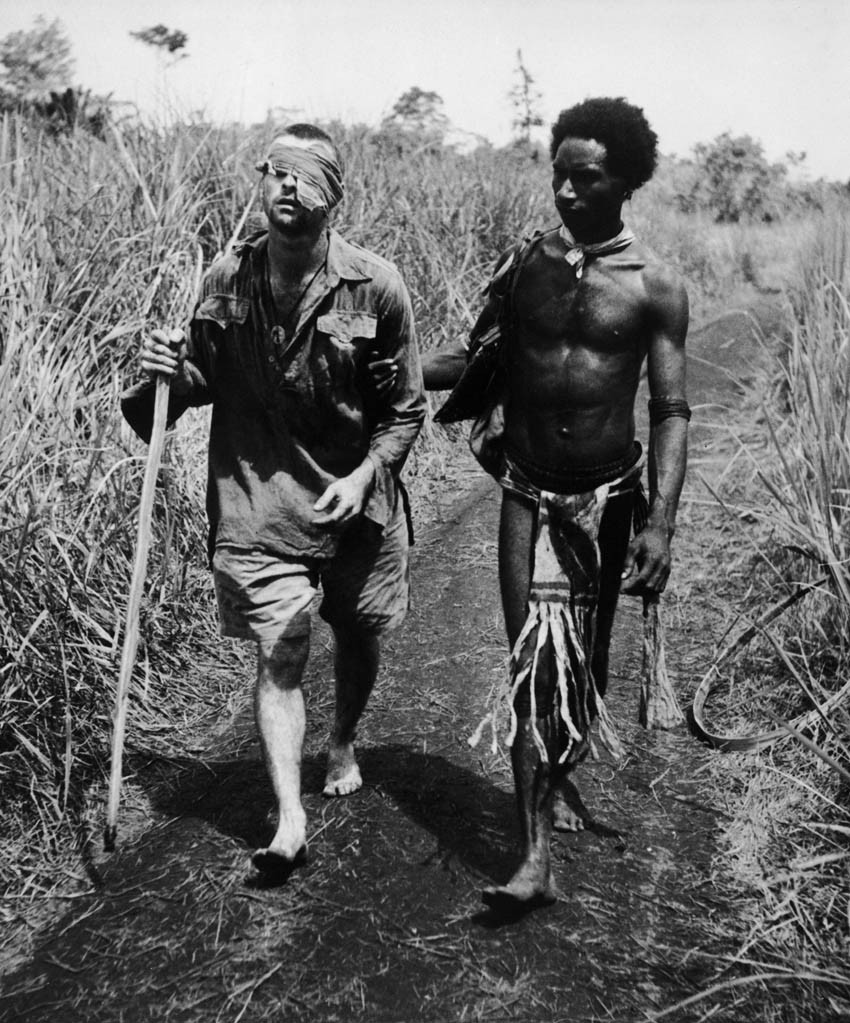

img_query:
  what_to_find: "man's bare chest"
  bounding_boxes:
[512,259,647,355]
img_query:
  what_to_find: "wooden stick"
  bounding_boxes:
[104,372,170,851]
[102,195,254,852]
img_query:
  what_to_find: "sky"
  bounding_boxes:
[2,0,849,180]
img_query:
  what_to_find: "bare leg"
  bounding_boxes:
[483,716,558,910]
[323,626,379,797]
[484,492,557,909]
[552,491,634,832]
[252,635,310,878]
[552,776,590,832]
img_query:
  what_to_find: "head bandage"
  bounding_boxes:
[256,143,344,212]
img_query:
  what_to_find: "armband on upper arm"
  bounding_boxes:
[648,397,692,426]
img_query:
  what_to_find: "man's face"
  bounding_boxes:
[551,136,628,234]
[261,134,336,236]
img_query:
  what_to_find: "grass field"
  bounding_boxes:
[1,110,848,1018]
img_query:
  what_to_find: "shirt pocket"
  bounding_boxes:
[194,293,251,329]
[314,310,378,394]
[316,311,378,349]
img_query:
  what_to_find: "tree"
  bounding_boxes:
[381,87,449,142]
[0,16,74,110]
[130,25,189,61]
[690,132,787,223]
[508,49,543,151]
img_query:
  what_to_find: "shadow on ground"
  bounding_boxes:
[1,301,784,1023]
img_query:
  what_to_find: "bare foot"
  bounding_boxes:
[482,856,557,914]
[552,779,589,832]
[251,845,307,884]
[323,743,362,797]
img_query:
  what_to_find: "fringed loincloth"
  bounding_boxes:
[470,448,645,766]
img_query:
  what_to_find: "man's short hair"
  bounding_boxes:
[273,122,343,171]
[549,97,658,192]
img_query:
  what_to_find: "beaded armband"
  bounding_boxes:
[648,397,692,426]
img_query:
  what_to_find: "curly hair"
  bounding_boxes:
[549,98,658,192]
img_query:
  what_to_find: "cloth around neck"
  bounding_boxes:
[558,223,635,279]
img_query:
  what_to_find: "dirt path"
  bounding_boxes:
[1,299,783,1023]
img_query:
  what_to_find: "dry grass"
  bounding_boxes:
[671,217,850,1021]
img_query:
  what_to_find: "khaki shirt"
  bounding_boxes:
[122,229,425,560]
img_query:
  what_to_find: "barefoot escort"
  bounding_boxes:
[422,97,690,912]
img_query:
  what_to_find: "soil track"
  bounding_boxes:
[1,298,783,1023]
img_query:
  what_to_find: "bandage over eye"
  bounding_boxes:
[255,143,344,212]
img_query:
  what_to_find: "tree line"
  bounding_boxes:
[1,17,845,222]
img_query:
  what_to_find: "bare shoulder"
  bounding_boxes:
[632,245,687,301]
[637,249,689,335]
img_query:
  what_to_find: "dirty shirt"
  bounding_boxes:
[121,230,426,561]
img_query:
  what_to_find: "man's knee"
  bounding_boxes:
[257,634,310,687]
[332,626,380,681]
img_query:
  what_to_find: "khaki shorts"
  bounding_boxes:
[212,503,410,643]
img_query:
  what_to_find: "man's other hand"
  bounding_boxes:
[368,349,398,398]
[312,460,376,527]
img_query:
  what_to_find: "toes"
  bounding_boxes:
[322,770,362,798]
[251,845,307,885]
[552,813,584,833]
[481,885,556,915]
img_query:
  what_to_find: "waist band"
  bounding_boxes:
[501,441,642,497]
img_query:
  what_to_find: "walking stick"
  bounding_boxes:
[103,190,259,853]
[104,370,171,852]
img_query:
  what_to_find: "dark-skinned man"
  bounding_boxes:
[123,124,425,882]
[422,97,690,911]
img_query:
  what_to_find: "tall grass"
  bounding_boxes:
[714,212,850,1019]
[0,115,235,868]
[764,216,850,621]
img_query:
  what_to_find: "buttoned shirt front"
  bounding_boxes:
[122,229,426,561]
